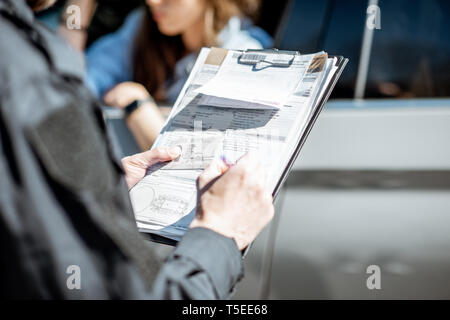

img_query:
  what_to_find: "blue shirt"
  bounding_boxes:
[85,8,272,104]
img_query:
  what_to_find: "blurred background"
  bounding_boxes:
[39,0,450,299]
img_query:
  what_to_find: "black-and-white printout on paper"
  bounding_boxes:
[129,47,347,243]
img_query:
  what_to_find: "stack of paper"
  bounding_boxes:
[129,47,347,243]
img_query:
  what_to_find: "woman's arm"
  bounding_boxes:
[104,82,165,150]
[126,102,166,150]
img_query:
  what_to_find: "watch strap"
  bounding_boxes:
[124,97,155,118]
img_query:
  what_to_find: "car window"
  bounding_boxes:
[275,0,450,99]
[367,0,450,98]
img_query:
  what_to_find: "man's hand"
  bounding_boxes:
[191,153,275,250]
[121,147,181,189]
[104,81,151,108]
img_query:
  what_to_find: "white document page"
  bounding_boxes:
[195,51,309,108]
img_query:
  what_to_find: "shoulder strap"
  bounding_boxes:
[0,1,54,70]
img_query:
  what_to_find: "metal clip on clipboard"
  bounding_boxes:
[237,48,300,69]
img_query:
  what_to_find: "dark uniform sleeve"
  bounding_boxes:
[0,0,244,300]
[151,228,244,299]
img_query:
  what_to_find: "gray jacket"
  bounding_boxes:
[0,0,243,299]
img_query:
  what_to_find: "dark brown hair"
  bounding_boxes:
[132,0,260,102]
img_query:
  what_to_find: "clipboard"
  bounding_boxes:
[141,48,348,248]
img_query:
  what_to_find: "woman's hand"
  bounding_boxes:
[121,146,182,189]
[104,81,151,108]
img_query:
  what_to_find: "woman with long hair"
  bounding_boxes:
[86,0,272,150]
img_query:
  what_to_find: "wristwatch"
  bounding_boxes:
[124,97,155,118]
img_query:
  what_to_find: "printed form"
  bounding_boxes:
[129,48,337,241]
